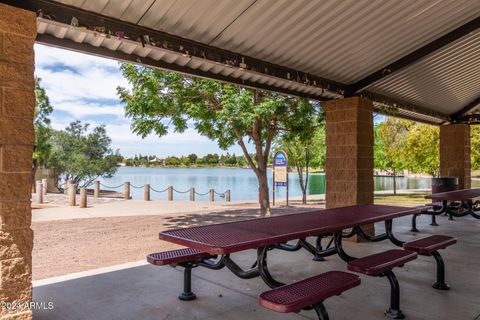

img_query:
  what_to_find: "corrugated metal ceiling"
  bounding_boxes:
[369,30,480,115]
[31,0,480,122]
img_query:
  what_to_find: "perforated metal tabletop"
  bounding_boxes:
[425,188,480,202]
[159,204,422,255]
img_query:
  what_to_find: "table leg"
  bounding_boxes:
[468,200,480,219]
[385,220,405,247]
[257,246,285,288]
[332,231,356,262]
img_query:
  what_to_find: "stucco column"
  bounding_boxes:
[325,97,374,237]
[440,124,471,189]
[0,4,36,320]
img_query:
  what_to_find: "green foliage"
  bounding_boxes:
[33,77,53,169]
[117,64,322,214]
[165,156,181,166]
[471,126,480,170]
[374,118,412,174]
[48,121,118,188]
[403,124,439,177]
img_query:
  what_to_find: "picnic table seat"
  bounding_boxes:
[347,249,417,319]
[403,235,456,290]
[259,271,360,320]
[147,248,215,301]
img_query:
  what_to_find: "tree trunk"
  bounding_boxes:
[297,166,307,205]
[257,169,271,216]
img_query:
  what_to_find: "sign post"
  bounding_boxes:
[273,150,288,206]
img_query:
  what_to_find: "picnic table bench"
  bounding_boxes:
[148,204,456,319]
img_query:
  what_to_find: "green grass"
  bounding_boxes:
[374,192,429,206]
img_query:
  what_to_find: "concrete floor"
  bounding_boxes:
[33,214,480,320]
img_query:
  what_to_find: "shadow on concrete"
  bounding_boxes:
[34,215,480,320]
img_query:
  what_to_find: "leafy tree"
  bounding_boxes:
[275,118,325,204]
[472,126,480,170]
[117,64,321,215]
[48,121,118,189]
[187,153,198,164]
[165,156,181,166]
[203,153,220,165]
[180,155,190,166]
[33,77,53,189]
[374,118,412,195]
[403,123,439,177]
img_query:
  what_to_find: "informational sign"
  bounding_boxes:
[273,151,288,186]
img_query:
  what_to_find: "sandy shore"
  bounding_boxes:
[31,197,324,280]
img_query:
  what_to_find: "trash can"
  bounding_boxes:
[431,177,458,194]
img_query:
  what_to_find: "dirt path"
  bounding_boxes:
[32,205,322,280]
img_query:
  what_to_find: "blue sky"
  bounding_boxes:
[34,44,250,158]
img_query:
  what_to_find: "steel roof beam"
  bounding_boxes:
[450,96,480,122]
[348,16,480,95]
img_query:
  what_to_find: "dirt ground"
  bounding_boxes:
[32,205,322,280]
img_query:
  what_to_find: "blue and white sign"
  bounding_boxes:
[273,151,288,186]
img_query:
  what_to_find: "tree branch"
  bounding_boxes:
[235,128,259,175]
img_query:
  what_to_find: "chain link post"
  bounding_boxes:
[94,180,100,199]
[144,184,150,201]
[190,187,195,201]
[209,189,214,202]
[35,180,43,204]
[41,178,48,195]
[79,187,87,208]
[168,186,173,201]
[68,182,76,206]
[124,181,130,200]
[226,189,231,202]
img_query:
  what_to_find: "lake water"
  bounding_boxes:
[99,167,444,201]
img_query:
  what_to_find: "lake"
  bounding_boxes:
[98,167,451,201]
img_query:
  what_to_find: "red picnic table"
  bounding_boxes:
[156,204,450,319]
[425,188,480,219]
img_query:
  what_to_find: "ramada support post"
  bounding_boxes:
[0,3,37,320]
[325,97,374,241]
[440,124,471,189]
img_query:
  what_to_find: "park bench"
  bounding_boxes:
[259,271,361,320]
[403,235,456,290]
[147,248,215,300]
[347,249,417,319]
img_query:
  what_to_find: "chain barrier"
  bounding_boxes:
[172,187,191,194]
[150,186,169,193]
[130,184,144,189]
[194,190,210,196]
[99,182,125,189]
[213,190,227,196]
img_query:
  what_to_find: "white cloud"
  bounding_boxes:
[34,44,253,157]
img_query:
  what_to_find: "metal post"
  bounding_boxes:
[41,178,48,195]
[168,186,173,201]
[272,169,276,206]
[79,187,87,208]
[124,181,130,200]
[68,182,76,206]
[209,189,214,202]
[190,187,195,201]
[144,184,150,201]
[35,180,43,204]
[226,190,231,202]
[94,180,100,199]
[286,170,289,206]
